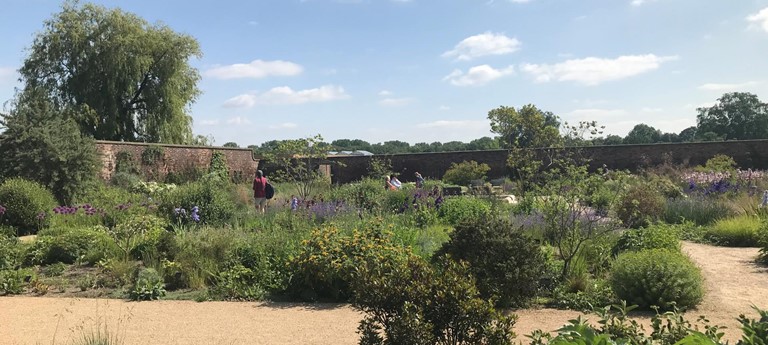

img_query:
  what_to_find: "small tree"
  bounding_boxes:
[265,135,329,199]
[0,89,98,204]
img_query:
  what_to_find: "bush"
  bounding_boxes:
[616,183,666,229]
[287,223,411,302]
[0,268,33,295]
[209,238,287,301]
[76,182,150,228]
[0,235,22,271]
[704,215,761,247]
[110,215,168,260]
[159,179,237,225]
[130,267,166,301]
[0,178,57,235]
[610,249,703,310]
[435,217,546,308]
[26,226,118,265]
[352,255,516,345]
[663,197,734,226]
[613,223,681,255]
[442,160,490,186]
[437,196,491,227]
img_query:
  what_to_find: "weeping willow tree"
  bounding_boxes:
[18,1,201,143]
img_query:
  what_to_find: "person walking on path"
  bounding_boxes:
[253,170,268,214]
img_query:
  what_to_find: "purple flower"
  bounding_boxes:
[36,212,46,221]
[191,206,200,223]
[0,204,6,216]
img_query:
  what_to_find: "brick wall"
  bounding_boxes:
[95,141,259,182]
[326,140,768,184]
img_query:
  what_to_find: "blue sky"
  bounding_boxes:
[1,0,767,146]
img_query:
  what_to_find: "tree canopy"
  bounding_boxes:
[696,92,768,140]
[623,124,662,144]
[487,105,562,149]
[18,1,202,144]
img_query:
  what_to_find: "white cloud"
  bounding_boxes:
[631,0,658,6]
[443,65,515,87]
[442,32,521,61]
[205,60,303,80]
[698,81,762,91]
[268,122,298,129]
[521,54,678,86]
[226,117,252,125]
[223,85,350,107]
[200,120,220,126]
[378,97,414,107]
[747,7,768,32]
[378,90,393,96]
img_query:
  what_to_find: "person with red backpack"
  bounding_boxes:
[252,170,268,214]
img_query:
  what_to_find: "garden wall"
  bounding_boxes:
[326,140,768,184]
[95,141,259,182]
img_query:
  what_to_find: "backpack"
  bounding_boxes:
[265,183,275,200]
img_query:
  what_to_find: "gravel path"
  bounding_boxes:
[1,242,767,344]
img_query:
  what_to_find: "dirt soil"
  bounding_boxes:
[2,241,768,345]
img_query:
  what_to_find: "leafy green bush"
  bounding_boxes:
[435,217,546,307]
[159,179,237,225]
[616,183,666,229]
[610,249,703,310]
[0,268,33,295]
[437,196,491,227]
[0,178,57,235]
[550,278,616,311]
[705,215,761,247]
[209,237,288,301]
[0,235,22,270]
[352,255,516,345]
[287,223,411,302]
[26,226,118,265]
[329,178,385,213]
[76,182,150,228]
[129,267,166,301]
[110,215,168,260]
[663,197,734,226]
[697,154,738,172]
[442,160,491,186]
[613,223,681,255]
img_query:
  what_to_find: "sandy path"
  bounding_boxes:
[1,242,767,344]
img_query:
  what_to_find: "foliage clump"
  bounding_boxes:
[442,160,491,186]
[610,249,703,310]
[0,178,57,235]
[435,217,546,308]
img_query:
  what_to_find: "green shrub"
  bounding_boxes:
[130,267,166,301]
[705,215,761,247]
[437,196,491,227]
[0,178,57,235]
[76,182,150,228]
[616,183,666,229]
[442,160,491,186]
[287,223,411,302]
[435,217,546,308]
[110,215,168,260]
[663,197,734,226]
[352,255,516,345]
[613,223,681,255]
[551,278,616,311]
[610,249,703,310]
[26,226,118,265]
[0,268,33,295]
[162,227,245,290]
[159,180,237,225]
[41,262,67,277]
[697,154,738,172]
[0,235,22,270]
[209,237,287,301]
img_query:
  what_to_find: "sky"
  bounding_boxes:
[1,0,768,147]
